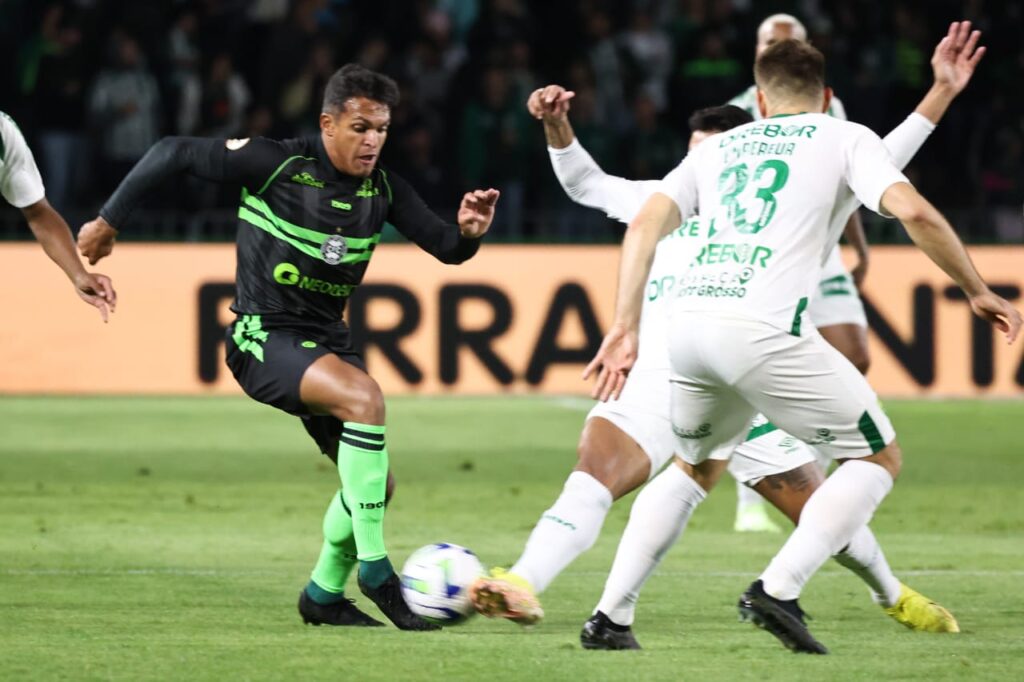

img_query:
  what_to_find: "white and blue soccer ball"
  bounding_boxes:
[400,542,484,624]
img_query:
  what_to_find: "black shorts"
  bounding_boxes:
[225,313,365,460]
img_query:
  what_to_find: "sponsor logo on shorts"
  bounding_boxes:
[807,428,837,445]
[272,262,355,298]
[673,422,712,439]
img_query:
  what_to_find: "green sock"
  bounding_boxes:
[359,557,394,589]
[336,423,389,564]
[308,490,358,603]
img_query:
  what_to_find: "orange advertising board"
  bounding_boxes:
[0,244,1021,397]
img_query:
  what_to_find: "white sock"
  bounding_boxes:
[510,471,612,594]
[833,526,902,607]
[760,460,893,600]
[594,465,706,625]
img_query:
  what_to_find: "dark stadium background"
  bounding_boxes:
[0,0,1020,245]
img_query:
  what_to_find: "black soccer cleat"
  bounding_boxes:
[298,589,385,627]
[738,580,828,654]
[580,611,642,650]
[358,573,441,631]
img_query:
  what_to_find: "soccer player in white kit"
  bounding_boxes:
[0,111,115,320]
[585,39,1021,653]
[471,23,981,647]
[729,13,873,533]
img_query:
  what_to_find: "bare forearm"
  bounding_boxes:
[904,211,987,296]
[914,83,958,125]
[542,116,576,149]
[26,204,88,283]
[614,196,677,328]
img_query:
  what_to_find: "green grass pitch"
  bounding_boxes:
[2,396,1022,681]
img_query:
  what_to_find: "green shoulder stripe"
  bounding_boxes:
[256,154,316,195]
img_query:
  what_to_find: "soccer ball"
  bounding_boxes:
[400,542,484,624]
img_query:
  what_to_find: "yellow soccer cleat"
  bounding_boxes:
[469,567,544,626]
[884,583,960,633]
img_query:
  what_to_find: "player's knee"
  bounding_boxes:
[879,441,902,479]
[574,442,616,489]
[330,376,385,424]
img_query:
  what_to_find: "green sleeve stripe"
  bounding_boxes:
[378,168,393,204]
[819,274,850,285]
[745,421,779,442]
[858,411,887,454]
[821,288,855,297]
[789,296,809,336]
[256,154,316,195]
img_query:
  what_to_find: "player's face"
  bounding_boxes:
[321,97,391,177]
[756,22,797,56]
[688,129,718,150]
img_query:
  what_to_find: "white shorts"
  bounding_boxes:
[587,368,825,484]
[587,367,677,479]
[668,312,895,466]
[807,246,867,329]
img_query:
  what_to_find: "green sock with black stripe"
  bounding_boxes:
[336,423,393,587]
[307,490,357,605]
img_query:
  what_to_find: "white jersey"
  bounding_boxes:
[728,84,847,121]
[657,114,908,333]
[0,112,45,208]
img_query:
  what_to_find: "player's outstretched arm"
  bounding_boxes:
[584,192,681,401]
[386,170,497,264]
[881,183,1021,342]
[531,84,660,221]
[79,136,285,264]
[23,199,117,322]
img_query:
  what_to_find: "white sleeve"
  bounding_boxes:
[548,139,660,223]
[882,113,936,171]
[844,127,910,217]
[653,153,699,222]
[0,115,45,208]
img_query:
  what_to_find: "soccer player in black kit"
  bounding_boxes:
[77,65,499,631]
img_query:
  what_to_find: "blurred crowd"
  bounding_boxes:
[0,0,1021,243]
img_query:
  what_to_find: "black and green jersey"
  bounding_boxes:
[100,135,480,322]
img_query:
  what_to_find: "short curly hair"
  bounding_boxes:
[322,64,400,114]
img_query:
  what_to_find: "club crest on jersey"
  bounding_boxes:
[321,234,347,265]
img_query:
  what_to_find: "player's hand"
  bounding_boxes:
[458,189,500,238]
[527,85,575,121]
[78,217,118,265]
[73,272,117,323]
[931,21,985,95]
[969,290,1022,344]
[583,322,638,401]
